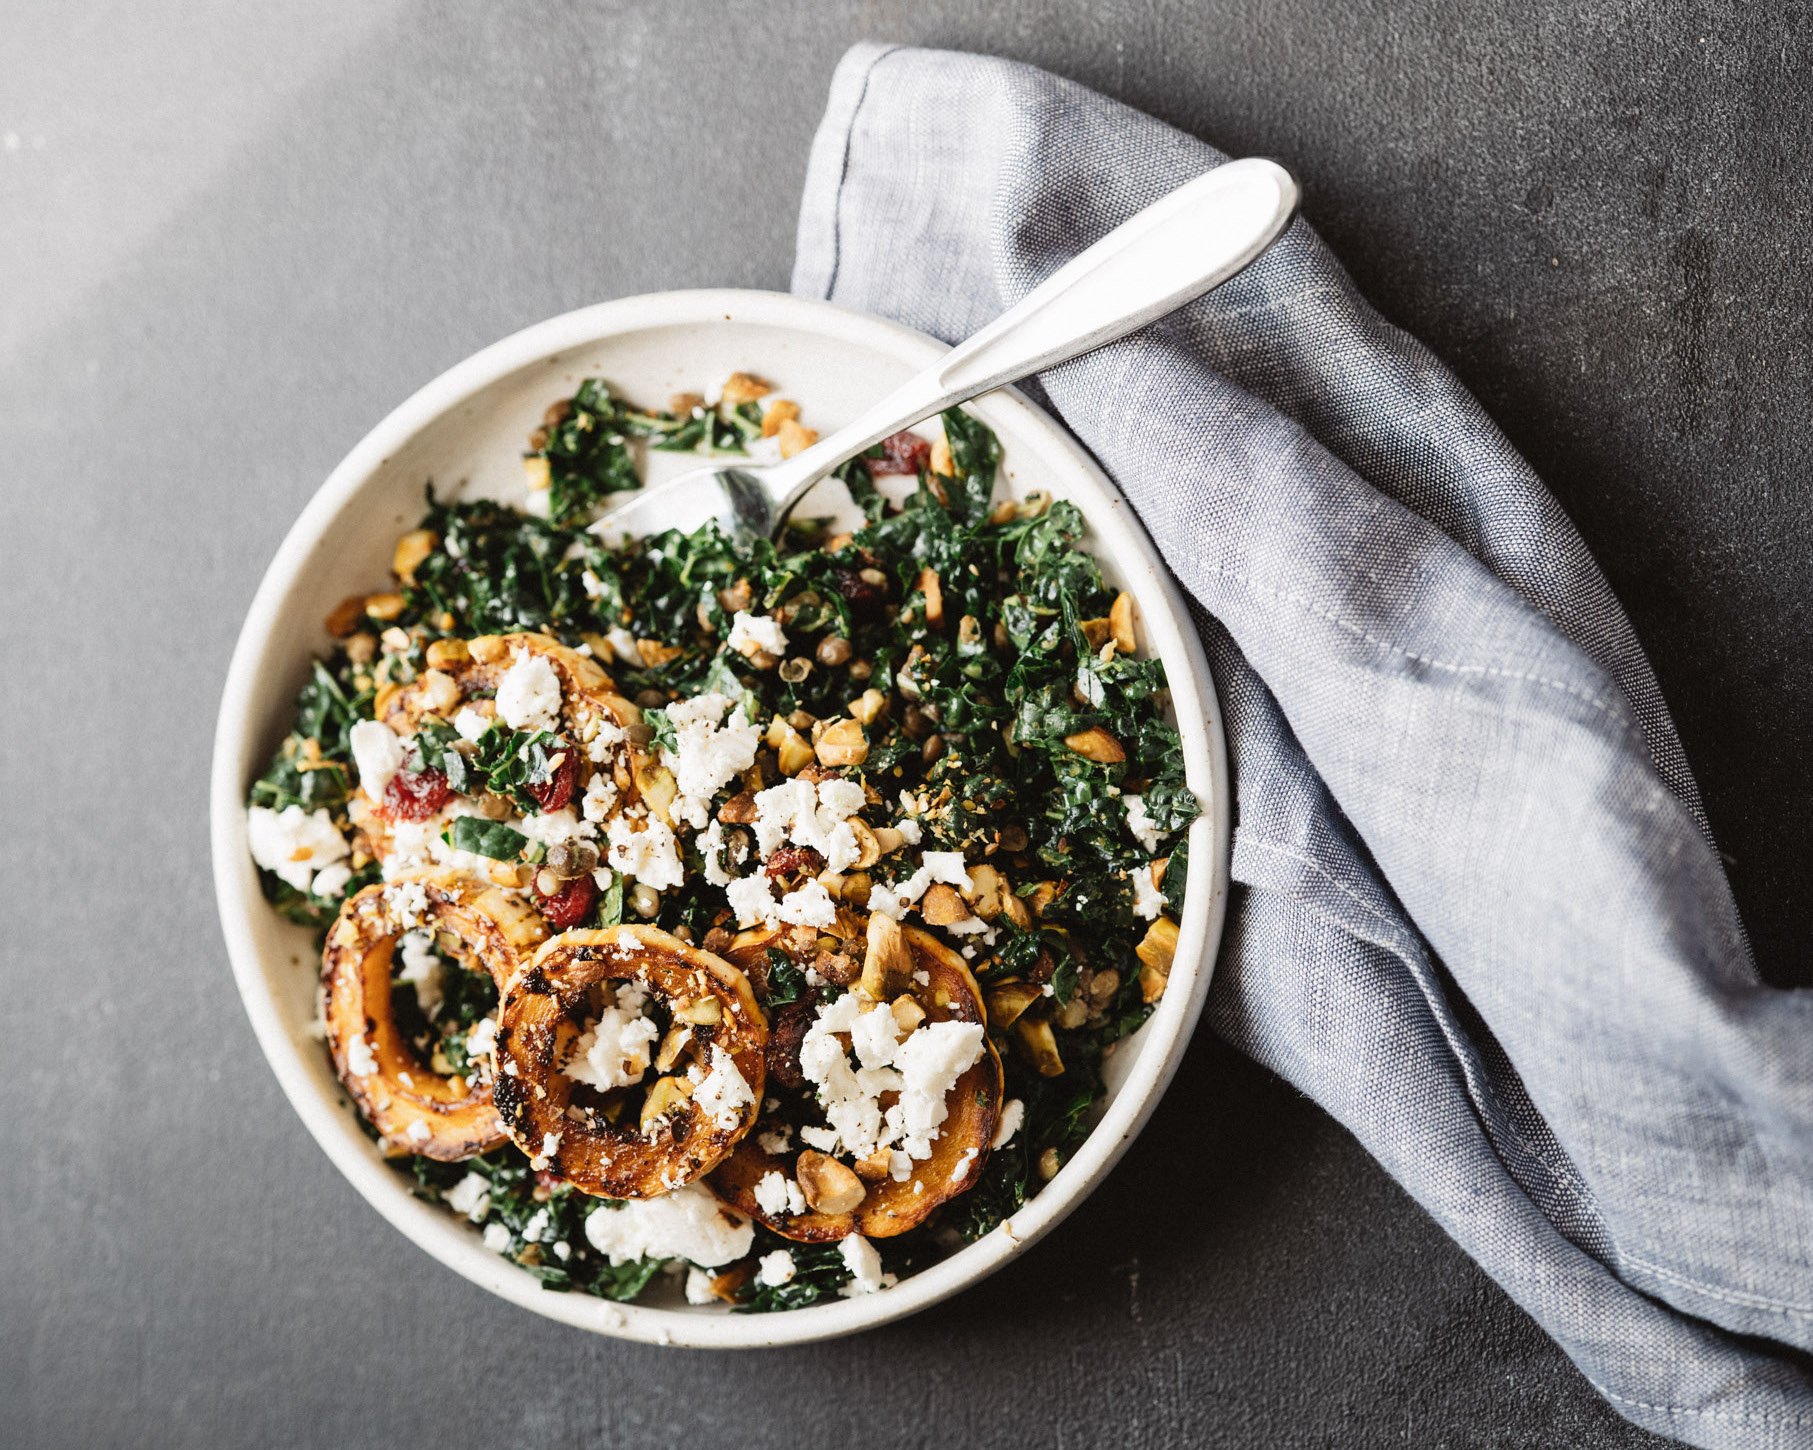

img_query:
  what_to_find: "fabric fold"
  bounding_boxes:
[793,42,1813,1448]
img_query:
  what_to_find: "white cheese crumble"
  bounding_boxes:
[453,705,492,743]
[757,1127,793,1156]
[245,804,350,893]
[756,1249,797,1287]
[753,1171,807,1218]
[951,1147,978,1181]
[482,1222,511,1252]
[723,873,839,930]
[349,719,406,799]
[865,849,971,921]
[384,880,431,930]
[684,1266,718,1305]
[580,771,619,822]
[564,983,659,1092]
[797,995,986,1167]
[582,1181,752,1267]
[445,1172,491,1220]
[345,1034,377,1078]
[660,692,761,829]
[991,1098,1025,1150]
[404,1120,431,1146]
[495,649,563,732]
[467,1016,498,1059]
[395,930,444,1017]
[727,610,788,658]
[1131,865,1167,921]
[1123,793,1162,854]
[310,862,352,899]
[838,1234,894,1296]
[689,1046,755,1130]
[751,776,866,874]
[604,814,684,891]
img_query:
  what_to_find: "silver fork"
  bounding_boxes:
[595,157,1299,545]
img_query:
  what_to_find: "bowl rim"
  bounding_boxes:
[209,287,1230,1348]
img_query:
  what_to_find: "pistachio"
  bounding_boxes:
[796,1149,866,1215]
[965,863,1005,921]
[676,996,722,1026]
[915,566,944,628]
[775,725,816,776]
[1109,591,1137,654]
[1038,1146,1063,1181]
[890,994,927,1034]
[1055,996,1089,1030]
[778,656,813,684]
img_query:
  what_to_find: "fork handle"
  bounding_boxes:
[764,156,1299,517]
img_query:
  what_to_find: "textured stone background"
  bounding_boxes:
[3,2,1806,1445]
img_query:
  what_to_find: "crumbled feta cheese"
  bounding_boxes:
[894,818,924,846]
[349,719,407,799]
[553,1240,571,1261]
[482,1222,511,1252]
[797,995,986,1167]
[756,1250,797,1287]
[723,873,838,930]
[404,1120,431,1145]
[585,718,627,764]
[1131,865,1167,921]
[245,804,350,893]
[564,983,659,1091]
[582,1181,752,1267]
[685,1266,718,1305]
[865,849,972,920]
[1123,793,1162,854]
[345,1034,377,1078]
[310,862,352,899]
[396,930,444,1017]
[384,880,431,929]
[798,1125,839,1153]
[660,692,762,828]
[757,1127,793,1156]
[453,705,492,742]
[540,1131,562,1160]
[605,814,683,891]
[690,1046,755,1130]
[750,776,864,873]
[753,1171,807,1218]
[700,819,732,887]
[445,1172,491,1220]
[838,1234,894,1296]
[495,649,563,732]
[604,626,641,666]
[581,771,619,823]
[580,568,606,600]
[991,1098,1025,1150]
[951,1147,978,1181]
[467,1016,498,1058]
[518,806,594,848]
[727,610,788,658]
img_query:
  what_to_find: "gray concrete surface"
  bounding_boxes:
[5,2,1808,1445]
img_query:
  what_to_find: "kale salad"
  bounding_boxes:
[245,371,1194,1312]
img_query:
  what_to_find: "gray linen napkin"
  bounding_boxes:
[792,43,1813,1448]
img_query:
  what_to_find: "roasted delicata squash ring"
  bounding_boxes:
[320,870,550,1160]
[381,629,644,774]
[493,925,768,1199]
[711,926,1002,1242]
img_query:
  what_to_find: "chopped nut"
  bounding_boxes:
[343,631,377,665]
[363,592,405,623]
[1038,1146,1063,1181]
[849,688,887,725]
[469,635,508,664]
[523,456,552,491]
[776,417,819,459]
[391,529,438,585]
[915,567,944,628]
[676,996,723,1026]
[637,638,683,668]
[919,882,970,926]
[1015,1016,1065,1077]
[1079,616,1113,649]
[325,595,367,638]
[629,882,660,919]
[1136,916,1179,1002]
[1109,592,1137,654]
[861,911,914,1001]
[1025,881,1059,918]
[814,717,868,768]
[1086,968,1122,1008]
[1055,996,1089,1030]
[761,399,801,439]
[414,669,460,716]
[668,391,705,416]
[849,819,882,870]
[775,725,816,776]
[654,1023,693,1073]
[929,432,954,477]
[890,995,927,1033]
[1000,892,1032,930]
[717,790,758,825]
[424,637,469,670]
[634,758,678,826]
[720,371,772,407]
[639,1075,692,1132]
[852,1146,894,1182]
[796,1150,866,1215]
[965,863,1005,920]
[986,981,1044,1029]
[1063,726,1126,764]
[871,826,905,857]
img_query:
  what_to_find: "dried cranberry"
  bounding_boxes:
[765,1004,812,1093]
[536,871,597,930]
[869,429,931,476]
[832,567,887,613]
[382,768,451,821]
[764,844,824,882]
[528,748,579,813]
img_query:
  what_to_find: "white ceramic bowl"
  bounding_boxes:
[210,289,1230,1347]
